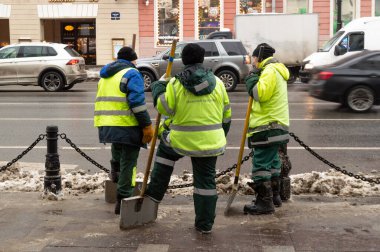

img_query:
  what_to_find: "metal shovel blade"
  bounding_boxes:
[119,196,159,229]
[224,184,238,215]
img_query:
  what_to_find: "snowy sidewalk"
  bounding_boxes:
[1,162,380,251]
[0,192,380,251]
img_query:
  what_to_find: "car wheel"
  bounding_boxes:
[40,71,65,92]
[287,72,297,84]
[140,70,155,92]
[346,85,374,112]
[217,70,238,92]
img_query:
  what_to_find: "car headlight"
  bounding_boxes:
[304,63,314,70]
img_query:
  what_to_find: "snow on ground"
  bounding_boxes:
[1,162,379,199]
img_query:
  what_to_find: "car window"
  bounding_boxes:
[196,42,219,57]
[353,54,380,70]
[348,33,364,52]
[220,42,247,56]
[0,47,19,59]
[46,47,58,56]
[163,44,185,59]
[64,46,81,57]
[21,46,44,57]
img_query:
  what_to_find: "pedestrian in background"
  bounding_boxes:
[94,47,154,215]
[145,43,232,234]
[243,43,290,215]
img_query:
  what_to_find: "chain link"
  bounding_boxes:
[59,133,110,174]
[0,134,46,173]
[289,132,380,184]
[167,150,254,189]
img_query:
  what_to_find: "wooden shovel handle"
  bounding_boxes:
[233,96,253,185]
[140,39,178,196]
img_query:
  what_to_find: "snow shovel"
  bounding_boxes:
[120,39,177,229]
[224,96,253,215]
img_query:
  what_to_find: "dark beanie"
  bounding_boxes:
[252,43,275,61]
[117,46,138,61]
[181,43,205,65]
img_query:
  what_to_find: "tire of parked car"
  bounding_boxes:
[216,70,238,92]
[346,85,375,112]
[40,71,65,92]
[140,70,155,92]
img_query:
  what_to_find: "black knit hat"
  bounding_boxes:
[181,43,205,65]
[117,46,138,61]
[252,43,275,61]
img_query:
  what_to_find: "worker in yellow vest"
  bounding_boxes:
[243,43,290,215]
[146,43,232,234]
[94,47,153,214]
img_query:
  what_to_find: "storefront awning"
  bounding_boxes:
[0,4,11,18]
[37,4,98,19]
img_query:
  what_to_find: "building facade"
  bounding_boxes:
[138,0,380,58]
[0,0,140,65]
[1,0,379,64]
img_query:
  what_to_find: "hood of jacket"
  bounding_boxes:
[100,59,135,78]
[175,64,216,96]
[259,57,290,81]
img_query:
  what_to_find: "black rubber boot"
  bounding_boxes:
[271,177,282,207]
[114,194,124,215]
[243,181,275,215]
[110,160,120,183]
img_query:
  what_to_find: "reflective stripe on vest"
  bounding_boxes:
[170,123,222,132]
[248,122,289,133]
[172,145,226,157]
[94,68,139,127]
[194,187,217,196]
[155,156,176,167]
[252,171,272,177]
[132,166,136,187]
[250,134,289,146]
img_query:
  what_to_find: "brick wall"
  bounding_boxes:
[361,0,372,17]
[314,0,331,46]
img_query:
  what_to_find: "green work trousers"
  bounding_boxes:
[111,143,140,198]
[252,144,281,183]
[146,141,218,232]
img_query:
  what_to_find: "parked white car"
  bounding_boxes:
[0,42,87,91]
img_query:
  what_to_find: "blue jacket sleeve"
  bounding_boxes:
[120,69,152,127]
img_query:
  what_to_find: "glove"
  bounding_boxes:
[142,125,154,144]
[159,73,171,82]
[245,73,260,97]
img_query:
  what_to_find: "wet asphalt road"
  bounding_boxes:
[0,81,379,176]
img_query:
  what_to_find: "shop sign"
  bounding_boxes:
[111,12,120,20]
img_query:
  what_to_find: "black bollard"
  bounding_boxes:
[44,126,61,194]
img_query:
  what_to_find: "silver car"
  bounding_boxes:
[0,42,87,91]
[137,39,252,92]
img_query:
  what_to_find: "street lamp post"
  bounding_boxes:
[336,0,343,31]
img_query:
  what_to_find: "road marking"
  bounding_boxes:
[1,146,380,151]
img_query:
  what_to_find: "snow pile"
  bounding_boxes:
[86,68,100,79]
[291,169,380,197]
[1,162,379,198]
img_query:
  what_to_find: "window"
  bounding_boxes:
[376,0,380,16]
[198,0,221,40]
[353,54,380,70]
[156,0,181,47]
[64,46,81,57]
[239,0,262,14]
[0,47,19,59]
[164,44,185,58]
[196,42,219,57]
[321,31,344,52]
[221,42,247,55]
[336,32,364,55]
[333,0,355,33]
[286,0,308,14]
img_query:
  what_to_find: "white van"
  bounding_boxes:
[300,17,380,83]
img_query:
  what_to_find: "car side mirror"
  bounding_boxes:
[162,55,169,60]
[334,45,347,56]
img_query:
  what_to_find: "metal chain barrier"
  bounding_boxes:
[59,133,110,174]
[290,132,380,184]
[167,150,254,189]
[0,134,46,172]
